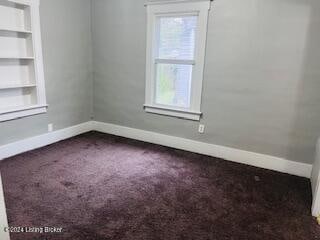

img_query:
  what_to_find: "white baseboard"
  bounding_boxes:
[92,121,312,178]
[0,120,312,179]
[0,122,93,161]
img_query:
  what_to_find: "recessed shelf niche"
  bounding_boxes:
[0,87,37,112]
[0,32,34,58]
[0,0,47,122]
[0,0,31,31]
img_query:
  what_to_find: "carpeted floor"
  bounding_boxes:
[0,131,319,240]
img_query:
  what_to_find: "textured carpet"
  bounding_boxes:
[0,131,319,240]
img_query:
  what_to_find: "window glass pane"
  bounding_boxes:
[157,16,197,60]
[155,64,192,108]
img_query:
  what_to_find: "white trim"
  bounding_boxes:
[145,0,211,6]
[145,1,210,121]
[0,121,312,179]
[31,0,47,105]
[312,138,320,216]
[0,122,93,160]
[0,105,47,122]
[144,104,201,120]
[92,121,312,178]
[0,173,10,240]
[155,59,195,65]
[8,0,35,7]
[0,120,313,178]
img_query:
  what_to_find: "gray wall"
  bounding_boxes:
[92,0,320,164]
[0,0,319,165]
[0,0,93,145]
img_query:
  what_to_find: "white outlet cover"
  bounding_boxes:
[48,124,53,132]
[198,124,205,134]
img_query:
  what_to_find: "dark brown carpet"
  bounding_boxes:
[0,131,319,240]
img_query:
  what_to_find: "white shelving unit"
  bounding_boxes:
[0,0,47,122]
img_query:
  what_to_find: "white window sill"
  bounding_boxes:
[0,105,48,122]
[144,104,202,121]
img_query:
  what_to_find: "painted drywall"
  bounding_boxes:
[0,0,319,166]
[92,0,320,164]
[0,0,93,145]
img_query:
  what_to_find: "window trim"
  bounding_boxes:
[144,0,210,121]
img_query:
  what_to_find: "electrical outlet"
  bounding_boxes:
[48,123,53,132]
[198,124,205,134]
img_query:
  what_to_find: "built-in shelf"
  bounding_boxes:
[0,104,47,115]
[0,84,36,90]
[0,104,48,122]
[0,0,47,122]
[0,0,29,9]
[0,28,32,34]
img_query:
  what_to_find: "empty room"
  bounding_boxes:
[0,0,320,239]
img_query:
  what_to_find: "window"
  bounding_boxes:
[144,0,211,121]
[0,0,47,122]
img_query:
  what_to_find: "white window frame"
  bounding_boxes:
[144,0,210,121]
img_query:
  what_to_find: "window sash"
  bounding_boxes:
[153,14,198,110]
[145,0,210,121]
[155,14,198,61]
[153,63,193,109]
